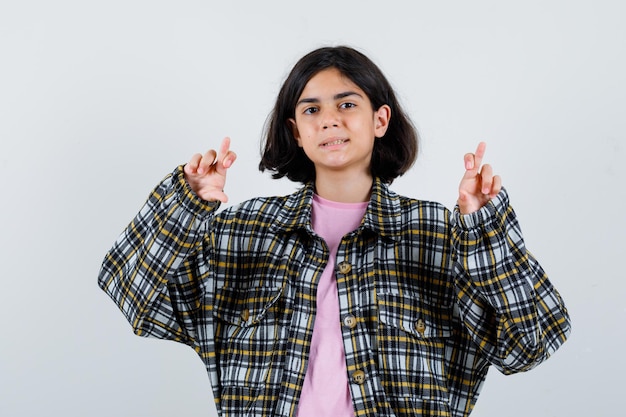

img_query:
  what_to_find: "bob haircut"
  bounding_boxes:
[259,45,419,184]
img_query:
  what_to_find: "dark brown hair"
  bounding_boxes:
[259,46,419,184]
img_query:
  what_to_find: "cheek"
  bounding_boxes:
[348,114,374,130]
[301,135,316,151]
[297,125,315,144]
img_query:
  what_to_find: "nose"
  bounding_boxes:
[321,108,340,129]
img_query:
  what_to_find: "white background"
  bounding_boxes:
[1,1,623,416]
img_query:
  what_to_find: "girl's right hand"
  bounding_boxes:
[183,137,237,203]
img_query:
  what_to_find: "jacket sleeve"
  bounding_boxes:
[450,188,571,374]
[98,165,218,348]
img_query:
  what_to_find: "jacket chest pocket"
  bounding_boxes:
[376,291,453,402]
[213,285,284,388]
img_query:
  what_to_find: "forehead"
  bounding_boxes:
[299,68,364,98]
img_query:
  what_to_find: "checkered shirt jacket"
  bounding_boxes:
[98,166,570,417]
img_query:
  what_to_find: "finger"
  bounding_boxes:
[473,141,487,169]
[216,137,237,173]
[217,137,231,164]
[465,142,487,171]
[204,189,229,204]
[463,141,488,176]
[185,153,203,175]
[490,175,502,198]
[223,150,237,169]
[464,153,475,171]
[198,149,217,174]
[215,190,229,204]
[480,164,493,194]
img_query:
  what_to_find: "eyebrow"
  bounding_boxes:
[296,91,364,107]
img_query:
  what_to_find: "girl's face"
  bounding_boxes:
[289,68,390,181]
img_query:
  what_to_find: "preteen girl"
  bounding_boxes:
[99,46,570,417]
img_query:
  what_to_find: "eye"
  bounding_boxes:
[303,106,318,115]
[340,102,356,109]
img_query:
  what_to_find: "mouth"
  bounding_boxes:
[320,138,349,147]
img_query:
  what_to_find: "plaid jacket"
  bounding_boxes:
[98,166,570,417]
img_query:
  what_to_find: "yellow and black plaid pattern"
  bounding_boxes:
[99,166,570,417]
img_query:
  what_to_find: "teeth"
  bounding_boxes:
[323,139,346,146]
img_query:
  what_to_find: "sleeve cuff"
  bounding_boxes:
[454,187,510,230]
[172,165,221,215]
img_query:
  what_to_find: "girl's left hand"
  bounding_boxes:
[457,142,502,214]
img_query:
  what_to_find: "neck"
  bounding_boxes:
[314,170,373,203]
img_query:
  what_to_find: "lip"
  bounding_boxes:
[319,137,349,148]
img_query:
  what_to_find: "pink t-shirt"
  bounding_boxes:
[296,194,368,417]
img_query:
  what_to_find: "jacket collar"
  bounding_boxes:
[270,178,402,241]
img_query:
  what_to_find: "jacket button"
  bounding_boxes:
[343,314,357,329]
[338,261,352,274]
[351,370,366,384]
[415,318,426,335]
[241,308,250,322]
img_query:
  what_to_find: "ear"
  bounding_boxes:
[288,118,303,147]
[374,104,391,138]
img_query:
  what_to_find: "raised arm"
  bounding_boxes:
[451,143,570,374]
[98,138,236,346]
